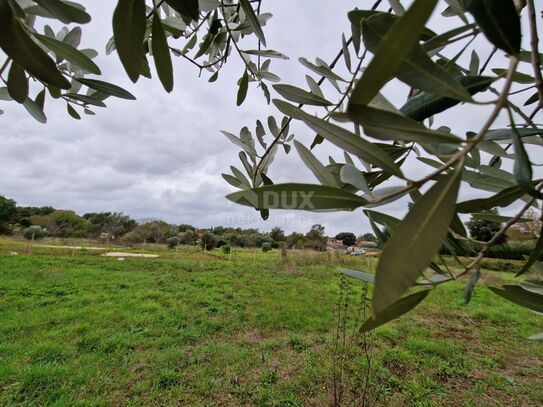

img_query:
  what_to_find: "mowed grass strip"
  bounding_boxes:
[0,242,542,406]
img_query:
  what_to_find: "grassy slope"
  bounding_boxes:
[0,239,542,406]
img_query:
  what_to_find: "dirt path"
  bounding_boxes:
[102,252,160,258]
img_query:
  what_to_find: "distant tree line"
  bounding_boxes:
[0,194,378,251]
[3,194,536,258]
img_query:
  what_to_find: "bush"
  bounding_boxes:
[23,225,47,240]
[221,244,231,255]
[261,242,272,252]
[441,240,540,261]
[167,236,179,249]
[478,259,521,273]
[474,241,537,260]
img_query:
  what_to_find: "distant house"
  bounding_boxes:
[357,241,378,248]
[327,238,349,252]
[327,238,342,249]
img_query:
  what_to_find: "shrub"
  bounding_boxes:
[441,240,540,261]
[221,244,231,255]
[167,236,179,249]
[261,242,272,252]
[473,241,537,260]
[23,225,47,240]
[478,259,521,273]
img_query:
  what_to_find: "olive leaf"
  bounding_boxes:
[113,0,146,82]
[237,69,249,106]
[34,0,91,24]
[463,0,521,55]
[373,163,463,313]
[7,61,28,103]
[361,289,431,332]
[152,13,174,92]
[226,183,368,211]
[0,0,70,89]
[348,0,439,107]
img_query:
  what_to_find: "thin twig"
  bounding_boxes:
[479,47,497,75]
[324,48,369,120]
[184,11,213,38]
[0,58,10,77]
[146,0,166,19]
[220,0,259,78]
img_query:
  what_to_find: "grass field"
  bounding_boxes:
[0,237,542,406]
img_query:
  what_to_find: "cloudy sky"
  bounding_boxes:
[0,1,541,236]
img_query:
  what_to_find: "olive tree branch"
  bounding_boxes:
[184,12,213,38]
[220,0,260,79]
[0,58,10,77]
[251,0,384,184]
[324,48,369,120]
[250,38,355,183]
[526,0,543,109]
[172,38,231,72]
[478,47,497,75]
[256,0,263,71]
[365,56,520,206]
[146,0,166,19]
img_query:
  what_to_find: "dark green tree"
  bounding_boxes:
[335,232,357,246]
[200,232,217,251]
[359,233,377,242]
[467,208,506,244]
[270,227,285,242]
[0,195,16,234]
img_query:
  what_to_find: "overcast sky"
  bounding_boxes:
[0,1,541,236]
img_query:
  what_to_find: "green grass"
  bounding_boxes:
[0,237,542,406]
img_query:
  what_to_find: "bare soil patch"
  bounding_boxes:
[102,252,159,258]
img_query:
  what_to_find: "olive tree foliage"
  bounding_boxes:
[1,0,543,337]
[335,232,357,246]
[23,224,47,240]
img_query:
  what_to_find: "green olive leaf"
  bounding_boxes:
[0,0,70,89]
[152,13,174,92]
[113,0,146,82]
[373,162,463,313]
